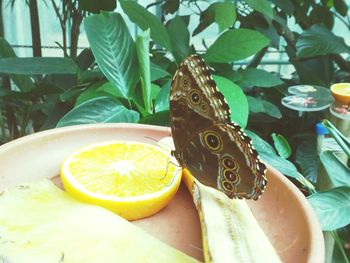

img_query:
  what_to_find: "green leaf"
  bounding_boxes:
[247,96,282,119]
[271,133,292,159]
[259,151,299,178]
[204,29,270,63]
[192,3,217,36]
[245,0,273,18]
[136,29,152,114]
[295,137,318,183]
[162,0,180,15]
[120,0,172,51]
[310,6,334,30]
[244,131,298,178]
[271,0,294,15]
[79,0,116,13]
[237,68,283,88]
[322,120,350,158]
[215,2,236,32]
[155,80,171,112]
[151,84,161,100]
[334,0,348,16]
[60,87,84,102]
[84,12,139,99]
[320,151,350,187]
[139,110,170,126]
[245,130,277,155]
[213,75,248,128]
[0,57,79,75]
[129,85,148,117]
[308,187,350,231]
[0,38,34,91]
[167,16,191,64]
[296,25,350,58]
[97,81,123,98]
[150,62,170,81]
[292,56,333,86]
[57,97,139,127]
[75,82,119,106]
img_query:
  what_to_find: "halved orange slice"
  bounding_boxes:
[60,141,182,220]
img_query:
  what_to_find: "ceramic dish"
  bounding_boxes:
[0,123,324,262]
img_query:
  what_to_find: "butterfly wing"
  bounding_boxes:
[181,123,267,200]
[170,54,267,199]
[170,55,231,159]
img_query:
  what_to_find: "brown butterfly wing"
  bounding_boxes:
[179,123,266,200]
[170,55,267,199]
[170,55,230,156]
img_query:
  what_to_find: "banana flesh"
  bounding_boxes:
[158,136,281,263]
[184,169,282,263]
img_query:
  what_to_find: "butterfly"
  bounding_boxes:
[169,55,267,200]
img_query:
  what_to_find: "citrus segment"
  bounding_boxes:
[60,141,182,220]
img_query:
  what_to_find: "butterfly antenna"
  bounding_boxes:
[143,136,175,153]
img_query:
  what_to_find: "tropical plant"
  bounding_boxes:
[0,0,349,261]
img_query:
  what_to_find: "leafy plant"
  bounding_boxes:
[0,0,350,261]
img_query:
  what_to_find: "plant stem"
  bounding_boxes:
[29,0,42,57]
[51,0,67,57]
[332,11,350,30]
[247,47,268,68]
[332,231,350,263]
[296,172,316,194]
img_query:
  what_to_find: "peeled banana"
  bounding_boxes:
[158,136,282,263]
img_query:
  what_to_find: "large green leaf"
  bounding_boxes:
[271,133,292,159]
[245,130,277,155]
[244,131,298,177]
[167,16,191,64]
[309,6,334,30]
[237,68,283,88]
[150,84,161,100]
[320,151,350,187]
[155,80,171,113]
[120,0,172,51]
[75,82,118,106]
[139,110,170,126]
[259,151,299,178]
[334,0,348,16]
[292,56,333,86]
[136,29,152,114]
[150,62,170,81]
[204,29,270,63]
[84,12,139,99]
[79,0,116,13]
[0,38,34,92]
[245,0,273,18]
[213,75,248,128]
[57,97,139,127]
[271,0,294,15]
[308,187,350,231]
[0,57,79,75]
[192,3,217,36]
[295,137,318,183]
[162,0,180,14]
[247,96,282,119]
[215,1,236,32]
[296,25,350,58]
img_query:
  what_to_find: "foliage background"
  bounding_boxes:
[0,0,350,262]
